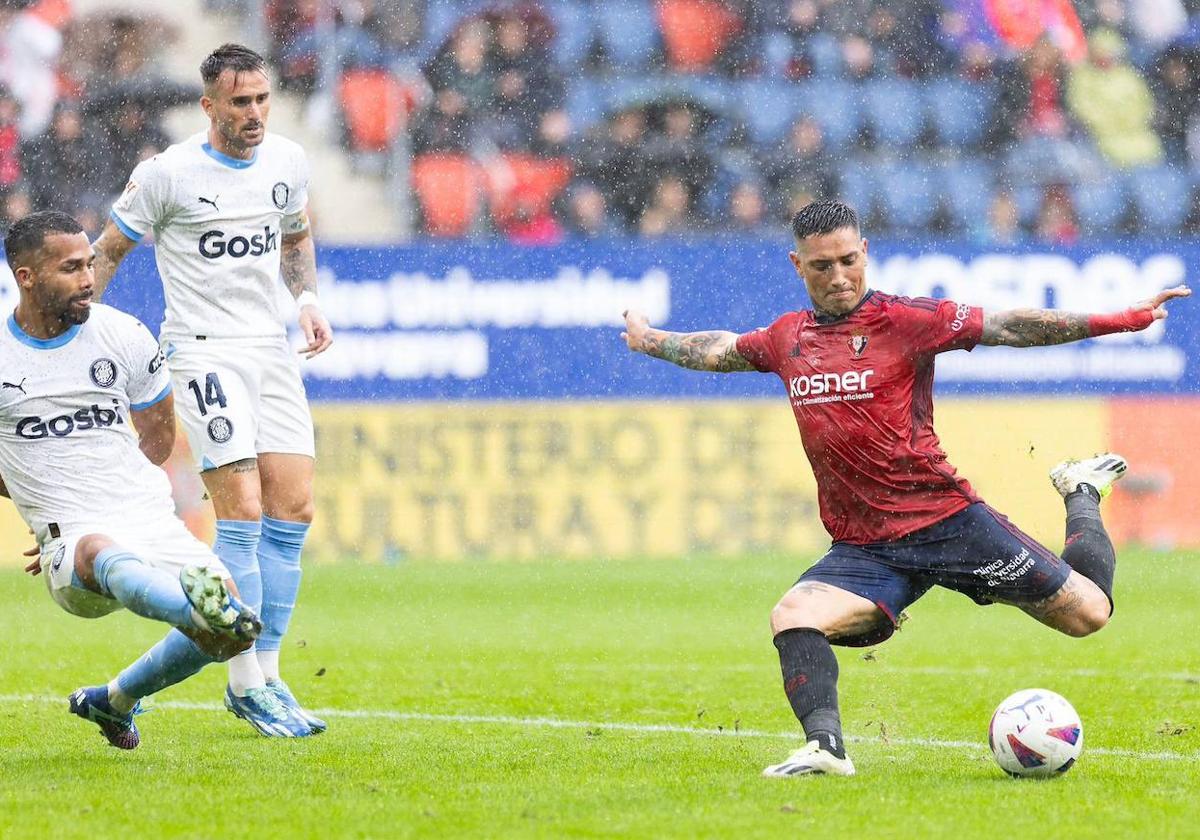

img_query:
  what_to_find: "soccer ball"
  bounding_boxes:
[988,688,1083,778]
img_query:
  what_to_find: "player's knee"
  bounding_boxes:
[72,534,116,580]
[770,595,824,635]
[1068,598,1111,637]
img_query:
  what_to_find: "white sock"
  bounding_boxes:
[228,649,266,696]
[257,649,281,683]
[106,680,137,715]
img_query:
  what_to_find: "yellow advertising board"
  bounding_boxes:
[0,399,1108,565]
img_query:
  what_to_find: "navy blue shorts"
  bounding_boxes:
[797,502,1071,647]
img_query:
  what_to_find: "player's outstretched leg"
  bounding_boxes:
[257,515,325,733]
[763,628,856,777]
[69,628,232,750]
[92,546,216,631]
[1050,453,1126,610]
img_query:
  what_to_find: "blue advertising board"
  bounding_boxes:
[12,237,1194,400]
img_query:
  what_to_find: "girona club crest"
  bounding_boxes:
[849,333,869,358]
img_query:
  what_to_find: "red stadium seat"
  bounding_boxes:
[485,154,573,223]
[656,0,741,72]
[338,69,412,152]
[411,154,482,237]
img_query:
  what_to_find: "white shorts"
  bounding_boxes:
[39,517,229,619]
[164,337,315,471]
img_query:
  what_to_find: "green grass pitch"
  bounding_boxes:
[0,549,1197,838]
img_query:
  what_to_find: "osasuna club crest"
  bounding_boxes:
[207,415,234,443]
[849,333,869,358]
[272,182,289,209]
[89,358,117,388]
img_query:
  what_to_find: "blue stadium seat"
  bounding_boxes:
[566,78,605,131]
[864,79,924,149]
[797,79,862,148]
[837,159,881,221]
[878,161,938,231]
[939,160,995,230]
[762,31,793,77]
[548,0,595,69]
[425,1,481,51]
[808,33,843,77]
[1129,166,1193,233]
[737,79,804,146]
[1072,178,1129,232]
[595,0,659,68]
[1013,184,1043,227]
[926,79,997,149]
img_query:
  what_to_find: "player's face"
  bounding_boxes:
[789,227,869,316]
[16,232,96,326]
[203,68,271,152]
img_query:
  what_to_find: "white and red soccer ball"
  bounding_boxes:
[989,689,1083,778]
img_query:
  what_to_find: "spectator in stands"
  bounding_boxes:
[639,174,694,236]
[412,19,493,154]
[977,190,1022,246]
[99,102,171,195]
[0,86,22,195]
[780,0,822,78]
[996,38,1094,183]
[500,185,564,246]
[22,103,104,221]
[867,0,953,78]
[575,107,653,230]
[485,10,564,153]
[0,1,61,137]
[1034,183,1079,245]
[1067,29,1162,168]
[644,101,715,215]
[760,116,835,214]
[726,178,773,233]
[0,184,30,232]
[560,181,620,237]
[842,34,878,81]
[1149,44,1198,163]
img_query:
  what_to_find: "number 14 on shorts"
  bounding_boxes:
[187,372,228,417]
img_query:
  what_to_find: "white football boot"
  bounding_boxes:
[762,740,856,778]
[1049,453,1128,499]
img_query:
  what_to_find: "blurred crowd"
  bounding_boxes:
[262,0,1200,242]
[0,0,189,236]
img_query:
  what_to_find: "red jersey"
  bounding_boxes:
[736,290,985,544]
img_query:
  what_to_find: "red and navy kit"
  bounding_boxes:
[737,290,1070,644]
[737,289,985,544]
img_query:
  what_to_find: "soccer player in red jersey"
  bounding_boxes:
[622,200,1191,777]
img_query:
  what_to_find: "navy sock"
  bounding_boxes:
[1062,487,1116,611]
[773,627,845,758]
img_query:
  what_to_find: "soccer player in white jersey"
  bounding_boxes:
[0,211,262,749]
[90,44,332,738]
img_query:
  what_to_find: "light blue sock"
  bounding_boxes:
[115,629,216,700]
[93,547,194,628]
[257,516,308,652]
[214,519,262,614]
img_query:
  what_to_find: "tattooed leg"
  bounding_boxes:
[1020,571,1110,637]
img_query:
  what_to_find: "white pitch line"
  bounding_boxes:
[0,694,1195,763]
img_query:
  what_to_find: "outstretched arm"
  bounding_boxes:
[980,285,1191,347]
[622,309,757,372]
[91,219,140,299]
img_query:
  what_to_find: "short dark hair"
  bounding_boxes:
[791,200,860,241]
[4,210,84,271]
[200,43,267,87]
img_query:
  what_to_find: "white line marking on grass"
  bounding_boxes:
[547,663,1200,683]
[2,693,1195,763]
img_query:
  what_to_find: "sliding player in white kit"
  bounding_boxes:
[91,44,332,737]
[0,211,261,750]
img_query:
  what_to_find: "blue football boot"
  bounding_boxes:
[224,684,312,737]
[69,686,142,750]
[267,679,327,734]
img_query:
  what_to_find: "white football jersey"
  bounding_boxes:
[110,131,310,341]
[0,304,175,543]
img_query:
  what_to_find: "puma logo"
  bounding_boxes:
[198,195,220,211]
[2,377,26,394]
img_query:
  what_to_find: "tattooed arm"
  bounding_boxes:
[980,285,1192,348]
[280,227,333,358]
[91,218,140,299]
[621,309,757,372]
